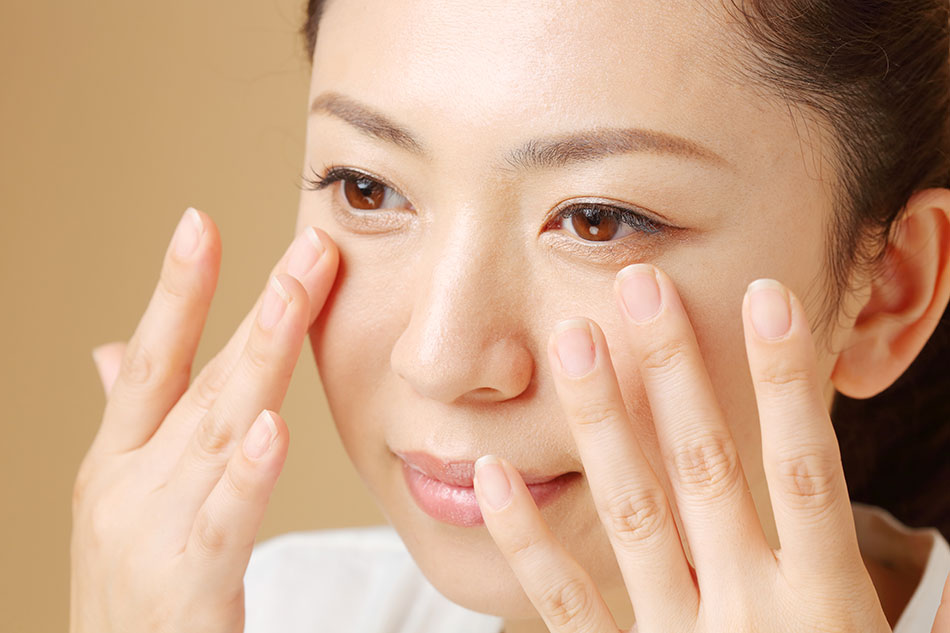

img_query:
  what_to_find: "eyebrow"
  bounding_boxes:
[309,91,729,170]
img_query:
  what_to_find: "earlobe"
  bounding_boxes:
[831,188,950,399]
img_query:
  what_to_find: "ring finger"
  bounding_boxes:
[612,264,769,591]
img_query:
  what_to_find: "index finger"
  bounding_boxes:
[546,317,697,632]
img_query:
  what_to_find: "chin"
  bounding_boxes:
[376,477,621,620]
[388,506,544,618]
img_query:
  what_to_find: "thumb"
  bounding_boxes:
[91,341,127,397]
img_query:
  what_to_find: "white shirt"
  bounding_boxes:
[244,504,949,633]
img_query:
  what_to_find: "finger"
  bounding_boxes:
[97,208,220,453]
[547,317,697,629]
[185,409,288,590]
[474,455,620,633]
[91,341,127,397]
[931,571,950,633]
[742,279,861,577]
[613,264,770,586]
[169,273,310,519]
[150,226,337,453]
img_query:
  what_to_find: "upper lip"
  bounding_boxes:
[395,450,568,487]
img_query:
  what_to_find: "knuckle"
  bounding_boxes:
[756,362,815,396]
[120,339,159,387]
[156,266,192,304]
[539,577,594,629]
[190,359,230,413]
[120,339,185,392]
[670,435,742,500]
[191,509,228,557]
[193,412,236,459]
[601,486,670,546]
[638,337,689,374]
[569,400,625,429]
[775,449,842,513]
[507,531,546,567]
[220,463,258,504]
[243,333,276,375]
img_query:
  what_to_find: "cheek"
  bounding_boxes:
[308,252,407,472]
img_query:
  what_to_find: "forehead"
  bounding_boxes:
[311,0,818,181]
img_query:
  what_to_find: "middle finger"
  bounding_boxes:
[612,264,770,590]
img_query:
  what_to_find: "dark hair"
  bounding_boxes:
[299,0,950,538]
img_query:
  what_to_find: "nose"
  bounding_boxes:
[389,215,535,404]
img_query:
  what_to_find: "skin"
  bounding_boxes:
[70,0,950,632]
[298,0,950,630]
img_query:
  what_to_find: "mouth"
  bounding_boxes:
[395,451,580,527]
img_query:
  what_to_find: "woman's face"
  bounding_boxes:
[296,0,850,620]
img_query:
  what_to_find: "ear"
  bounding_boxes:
[831,188,950,399]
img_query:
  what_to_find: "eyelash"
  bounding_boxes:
[301,165,668,238]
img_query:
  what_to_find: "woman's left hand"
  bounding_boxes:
[473,263,894,633]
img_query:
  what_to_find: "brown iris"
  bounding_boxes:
[342,176,386,210]
[569,208,621,242]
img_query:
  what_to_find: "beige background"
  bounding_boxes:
[0,2,384,631]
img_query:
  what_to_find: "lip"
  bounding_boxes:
[396,451,579,527]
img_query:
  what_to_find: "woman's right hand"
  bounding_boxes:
[69,208,339,633]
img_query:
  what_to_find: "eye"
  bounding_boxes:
[553,202,665,243]
[302,166,412,211]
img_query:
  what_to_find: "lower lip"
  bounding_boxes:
[402,461,579,527]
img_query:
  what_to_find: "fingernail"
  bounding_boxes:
[244,410,278,460]
[748,279,791,339]
[553,319,596,378]
[475,455,512,511]
[287,226,325,279]
[618,264,661,323]
[259,276,291,330]
[172,207,203,259]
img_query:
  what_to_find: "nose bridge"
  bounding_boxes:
[390,211,534,404]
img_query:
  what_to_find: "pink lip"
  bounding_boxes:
[396,451,579,527]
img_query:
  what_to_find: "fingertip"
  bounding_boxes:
[474,455,515,513]
[272,273,312,317]
[243,409,289,462]
[263,409,290,454]
[192,208,223,265]
[165,206,222,292]
[308,226,338,259]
